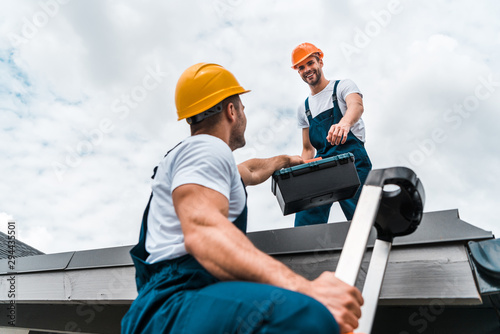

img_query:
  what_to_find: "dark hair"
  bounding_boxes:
[221,94,241,112]
[190,94,241,134]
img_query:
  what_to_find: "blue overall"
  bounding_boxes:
[295,81,372,226]
[121,148,339,333]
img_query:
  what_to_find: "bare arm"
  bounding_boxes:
[301,128,315,160]
[327,93,364,146]
[238,155,303,186]
[174,184,308,285]
[173,183,363,332]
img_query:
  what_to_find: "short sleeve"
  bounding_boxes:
[337,79,363,104]
[297,103,309,128]
[171,138,234,200]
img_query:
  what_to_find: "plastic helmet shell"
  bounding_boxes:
[291,43,324,69]
[175,63,250,121]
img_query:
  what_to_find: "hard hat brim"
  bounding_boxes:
[291,51,324,69]
[177,88,251,121]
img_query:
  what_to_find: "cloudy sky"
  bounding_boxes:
[0,0,499,254]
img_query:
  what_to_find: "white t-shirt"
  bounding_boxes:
[145,134,246,264]
[297,79,366,142]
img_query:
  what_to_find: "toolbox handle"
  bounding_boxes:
[291,159,338,177]
[303,157,322,164]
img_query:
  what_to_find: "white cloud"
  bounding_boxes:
[0,212,15,234]
[0,0,499,253]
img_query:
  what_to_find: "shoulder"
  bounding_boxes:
[164,135,237,197]
[336,79,362,99]
[297,100,307,113]
[336,79,358,90]
[168,135,234,170]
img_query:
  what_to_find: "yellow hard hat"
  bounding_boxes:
[291,43,324,69]
[175,63,250,121]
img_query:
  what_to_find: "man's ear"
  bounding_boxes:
[225,102,237,122]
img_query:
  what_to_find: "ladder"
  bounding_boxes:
[335,167,425,333]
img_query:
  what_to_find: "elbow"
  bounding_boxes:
[356,102,364,115]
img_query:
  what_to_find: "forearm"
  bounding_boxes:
[238,155,291,186]
[341,95,364,127]
[301,147,315,160]
[301,128,315,160]
[342,106,363,127]
[328,97,364,145]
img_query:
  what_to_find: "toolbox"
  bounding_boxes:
[271,153,360,215]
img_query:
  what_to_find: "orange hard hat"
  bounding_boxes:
[291,43,324,69]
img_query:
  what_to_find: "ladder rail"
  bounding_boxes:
[335,185,382,286]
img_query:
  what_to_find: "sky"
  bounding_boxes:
[0,0,499,254]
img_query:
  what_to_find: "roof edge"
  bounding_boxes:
[0,209,494,273]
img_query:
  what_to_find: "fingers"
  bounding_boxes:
[340,131,348,144]
[338,284,363,333]
[290,155,304,166]
[338,129,347,145]
[312,272,363,333]
[353,284,364,306]
[332,305,359,334]
[327,125,349,146]
[330,293,362,333]
[346,287,363,318]
[325,296,360,333]
[335,311,359,333]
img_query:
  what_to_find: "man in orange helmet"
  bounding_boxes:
[291,43,372,226]
[121,63,363,333]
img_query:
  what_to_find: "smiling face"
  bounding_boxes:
[297,55,324,87]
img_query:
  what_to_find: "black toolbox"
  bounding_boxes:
[271,153,360,215]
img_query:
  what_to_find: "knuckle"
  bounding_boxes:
[345,297,357,310]
[346,285,357,294]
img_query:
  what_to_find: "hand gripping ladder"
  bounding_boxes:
[335,167,425,334]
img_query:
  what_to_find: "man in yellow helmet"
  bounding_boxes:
[121,63,363,333]
[291,43,373,226]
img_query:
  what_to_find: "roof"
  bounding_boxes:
[247,209,494,254]
[0,209,497,334]
[0,231,44,259]
[0,209,492,275]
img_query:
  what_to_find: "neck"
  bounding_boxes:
[191,124,231,149]
[309,77,330,95]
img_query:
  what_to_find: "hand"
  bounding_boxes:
[300,272,363,333]
[287,155,304,167]
[327,120,351,146]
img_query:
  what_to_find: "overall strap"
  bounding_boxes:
[133,192,154,261]
[304,80,340,123]
[151,141,184,180]
[331,80,343,123]
[332,80,340,107]
[304,97,312,122]
[233,178,248,234]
